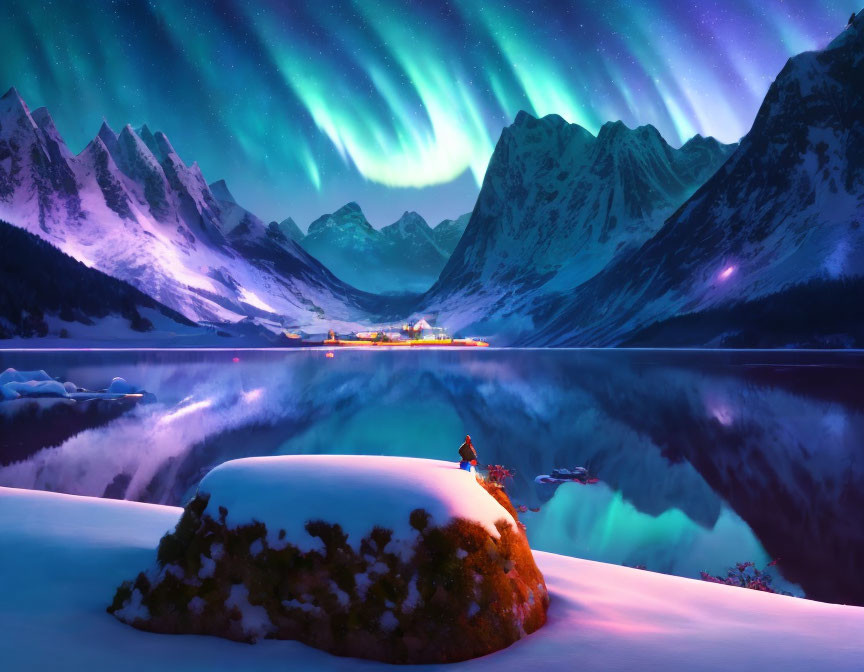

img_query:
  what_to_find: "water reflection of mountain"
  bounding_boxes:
[0,397,140,466]
[0,350,860,604]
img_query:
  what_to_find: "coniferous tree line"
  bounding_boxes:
[0,219,195,338]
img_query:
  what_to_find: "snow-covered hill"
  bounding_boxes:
[0,88,374,333]
[419,111,735,339]
[2,484,862,671]
[527,14,864,346]
[301,204,456,294]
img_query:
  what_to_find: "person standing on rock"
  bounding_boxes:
[458,435,478,472]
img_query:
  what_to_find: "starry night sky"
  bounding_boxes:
[1,0,859,227]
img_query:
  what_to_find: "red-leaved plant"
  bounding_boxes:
[700,560,791,595]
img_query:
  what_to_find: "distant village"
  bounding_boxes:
[315,319,489,347]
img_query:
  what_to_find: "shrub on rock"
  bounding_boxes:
[108,455,548,663]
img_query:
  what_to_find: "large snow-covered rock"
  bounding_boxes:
[109,456,547,663]
[0,88,375,332]
[420,112,735,340]
[198,455,516,550]
[527,14,864,347]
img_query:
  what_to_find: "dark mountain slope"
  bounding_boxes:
[526,14,864,347]
[0,218,196,338]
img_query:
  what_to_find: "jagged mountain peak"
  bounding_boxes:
[336,201,364,216]
[680,134,723,150]
[307,202,373,236]
[390,211,430,231]
[274,216,304,244]
[136,124,159,155]
[431,213,470,256]
[154,130,179,163]
[301,204,450,294]
[30,106,54,130]
[112,124,163,172]
[381,211,438,250]
[595,120,670,155]
[0,86,35,127]
[208,179,236,204]
[422,105,737,338]
[512,110,570,130]
[525,11,864,346]
[80,133,108,156]
[97,120,118,148]
[0,88,375,331]
[0,86,26,107]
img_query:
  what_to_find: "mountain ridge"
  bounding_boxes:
[418,110,736,339]
[301,204,468,295]
[0,88,377,333]
[523,12,864,346]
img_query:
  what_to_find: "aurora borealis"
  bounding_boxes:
[1,0,859,226]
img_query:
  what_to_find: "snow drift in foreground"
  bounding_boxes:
[1,486,862,671]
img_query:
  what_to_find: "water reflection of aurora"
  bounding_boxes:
[0,348,861,604]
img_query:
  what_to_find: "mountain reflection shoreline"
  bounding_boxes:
[0,348,861,606]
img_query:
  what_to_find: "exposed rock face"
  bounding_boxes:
[432,212,470,255]
[419,111,735,339]
[526,15,864,346]
[109,459,547,664]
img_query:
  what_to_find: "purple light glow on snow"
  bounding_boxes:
[718,265,737,282]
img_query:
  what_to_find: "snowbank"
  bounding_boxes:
[0,368,149,402]
[106,377,140,394]
[198,455,517,551]
[0,368,68,400]
[108,456,544,663]
[2,485,862,671]
[0,488,864,672]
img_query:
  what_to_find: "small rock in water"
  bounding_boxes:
[107,377,140,394]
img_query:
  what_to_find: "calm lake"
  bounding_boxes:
[2,348,862,605]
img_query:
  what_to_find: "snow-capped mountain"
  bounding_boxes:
[269,217,304,244]
[0,88,374,332]
[301,204,453,294]
[379,211,450,290]
[431,213,470,255]
[527,13,864,347]
[419,111,735,339]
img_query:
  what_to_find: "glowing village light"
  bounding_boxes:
[718,265,736,281]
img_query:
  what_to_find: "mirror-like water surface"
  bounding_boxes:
[1,348,862,605]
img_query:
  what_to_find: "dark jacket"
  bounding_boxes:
[458,441,477,462]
